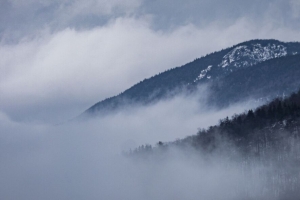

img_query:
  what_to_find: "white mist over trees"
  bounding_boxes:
[0,95,261,200]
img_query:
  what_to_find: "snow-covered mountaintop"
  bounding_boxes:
[219,43,288,68]
[193,43,297,83]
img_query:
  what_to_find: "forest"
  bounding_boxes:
[131,89,300,200]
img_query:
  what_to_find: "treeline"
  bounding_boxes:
[128,89,300,199]
[179,89,300,153]
[131,89,300,155]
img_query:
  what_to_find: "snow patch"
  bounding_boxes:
[219,44,287,68]
[193,65,213,82]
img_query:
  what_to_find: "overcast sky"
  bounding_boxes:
[1,0,300,123]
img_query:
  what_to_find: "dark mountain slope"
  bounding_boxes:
[83,39,300,116]
[211,54,300,106]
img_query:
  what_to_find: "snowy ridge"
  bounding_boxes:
[219,44,288,68]
[193,42,292,84]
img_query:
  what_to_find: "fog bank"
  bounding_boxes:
[0,94,265,200]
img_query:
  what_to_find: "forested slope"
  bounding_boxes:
[132,90,300,200]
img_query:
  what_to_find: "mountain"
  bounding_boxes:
[82,39,300,117]
[210,54,300,106]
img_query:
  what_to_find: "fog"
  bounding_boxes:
[0,90,272,200]
[5,89,297,200]
[2,17,300,123]
[1,0,300,199]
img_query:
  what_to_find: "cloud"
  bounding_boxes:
[1,1,299,124]
[0,96,291,200]
[1,16,300,123]
[1,0,300,42]
[7,0,141,15]
[0,0,141,42]
[290,0,300,19]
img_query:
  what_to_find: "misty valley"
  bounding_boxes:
[2,37,300,200]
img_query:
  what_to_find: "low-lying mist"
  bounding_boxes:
[0,92,283,200]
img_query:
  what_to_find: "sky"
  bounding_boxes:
[0,0,300,123]
[1,1,300,199]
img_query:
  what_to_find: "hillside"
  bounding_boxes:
[131,90,300,200]
[210,54,300,106]
[132,89,300,154]
[83,39,300,117]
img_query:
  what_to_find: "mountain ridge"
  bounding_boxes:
[82,39,300,117]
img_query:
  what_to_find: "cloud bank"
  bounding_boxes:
[1,0,300,123]
[1,16,300,123]
[1,94,295,200]
[0,94,266,200]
